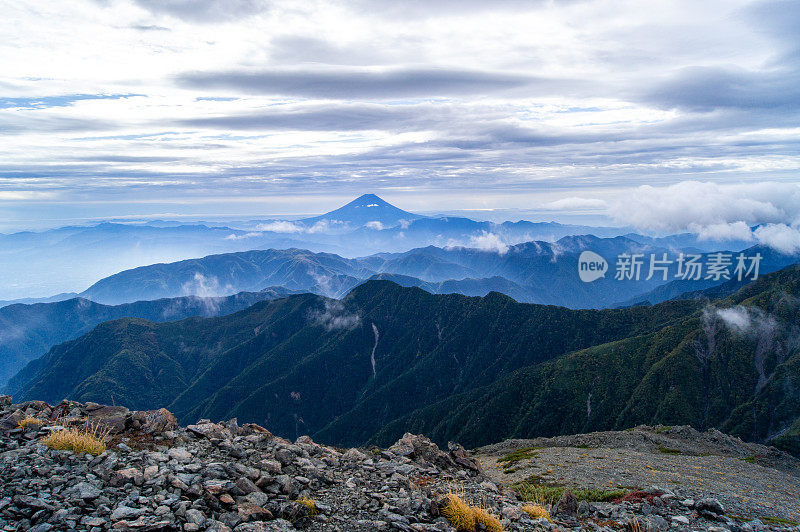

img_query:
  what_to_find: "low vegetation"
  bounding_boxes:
[18,416,43,430]
[521,503,551,521]
[657,446,682,455]
[42,424,108,455]
[511,476,629,506]
[297,497,320,517]
[440,492,503,532]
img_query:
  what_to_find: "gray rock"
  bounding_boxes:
[696,497,725,515]
[185,508,207,526]
[71,481,102,500]
[110,505,146,521]
[671,515,691,525]
[553,489,578,519]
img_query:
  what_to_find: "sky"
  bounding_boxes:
[1,0,799,234]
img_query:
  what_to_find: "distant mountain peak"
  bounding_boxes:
[351,193,385,204]
[301,193,423,228]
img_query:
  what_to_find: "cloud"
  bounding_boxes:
[365,221,384,230]
[0,191,59,201]
[309,299,360,331]
[0,94,138,110]
[753,224,800,254]
[128,0,270,23]
[224,231,262,240]
[610,181,800,235]
[179,104,446,132]
[710,305,778,337]
[180,272,232,297]
[641,66,800,112]
[466,231,509,254]
[176,67,539,99]
[544,197,608,211]
[254,220,306,233]
[693,221,754,242]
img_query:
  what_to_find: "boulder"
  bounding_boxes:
[129,408,177,435]
[553,489,578,519]
[85,405,129,434]
[696,497,725,516]
[389,433,456,470]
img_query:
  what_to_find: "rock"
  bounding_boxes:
[389,433,456,470]
[130,408,178,435]
[671,515,691,526]
[0,398,772,532]
[447,441,481,472]
[187,422,232,440]
[553,489,578,519]
[111,505,146,521]
[233,519,296,531]
[86,405,130,433]
[71,481,102,500]
[341,448,368,461]
[646,515,669,531]
[185,509,207,526]
[167,447,192,462]
[235,477,260,494]
[696,497,725,515]
[0,395,11,408]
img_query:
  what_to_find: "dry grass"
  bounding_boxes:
[297,497,319,517]
[42,424,108,455]
[18,416,44,430]
[521,504,551,521]
[440,492,504,531]
[473,507,503,532]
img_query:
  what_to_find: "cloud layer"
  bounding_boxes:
[0,0,798,229]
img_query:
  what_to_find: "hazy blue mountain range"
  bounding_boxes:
[0,287,298,389]
[12,266,800,455]
[0,194,753,301]
[74,236,800,309]
[4,237,794,388]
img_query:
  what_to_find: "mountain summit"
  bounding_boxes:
[301,193,422,228]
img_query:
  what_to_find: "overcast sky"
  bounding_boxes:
[1,0,799,233]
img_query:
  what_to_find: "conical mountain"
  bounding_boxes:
[301,194,423,228]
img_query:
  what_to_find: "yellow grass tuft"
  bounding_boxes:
[440,492,504,531]
[473,507,504,532]
[521,504,551,521]
[297,497,319,516]
[42,424,108,456]
[441,493,477,531]
[18,416,44,430]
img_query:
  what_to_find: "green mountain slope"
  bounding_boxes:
[367,266,800,453]
[0,288,297,389]
[12,266,800,454]
[13,280,697,435]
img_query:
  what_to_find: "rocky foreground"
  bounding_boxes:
[1,397,798,532]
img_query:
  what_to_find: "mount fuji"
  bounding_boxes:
[300,193,424,229]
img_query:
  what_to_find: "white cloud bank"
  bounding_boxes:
[609,181,800,253]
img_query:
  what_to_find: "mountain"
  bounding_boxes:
[367,265,800,454]
[9,279,696,442]
[1,194,755,302]
[0,287,298,390]
[74,236,800,309]
[299,193,423,229]
[79,249,370,305]
[13,266,800,455]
